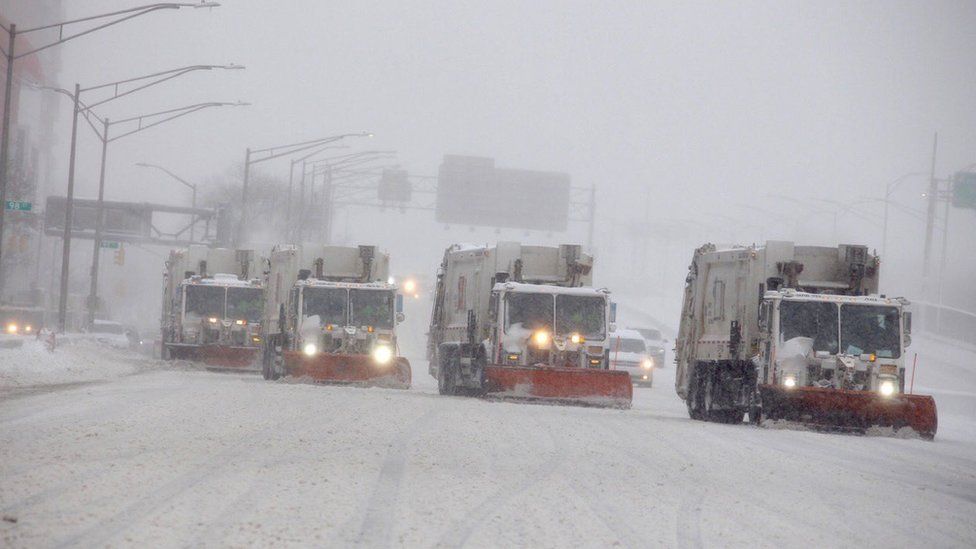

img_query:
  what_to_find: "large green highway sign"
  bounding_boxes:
[953,172,976,210]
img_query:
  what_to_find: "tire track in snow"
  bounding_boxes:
[590,413,705,549]
[50,413,291,549]
[433,409,567,548]
[348,406,441,547]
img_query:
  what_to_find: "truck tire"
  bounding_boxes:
[702,365,745,424]
[687,365,706,420]
[437,344,459,396]
[263,336,283,381]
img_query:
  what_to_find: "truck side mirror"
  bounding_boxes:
[609,302,617,323]
[395,293,404,313]
[903,311,912,346]
[396,312,406,324]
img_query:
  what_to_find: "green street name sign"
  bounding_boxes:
[4,200,32,211]
[100,241,120,249]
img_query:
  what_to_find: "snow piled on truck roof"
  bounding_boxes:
[493,281,609,296]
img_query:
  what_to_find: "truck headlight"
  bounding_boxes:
[372,345,393,365]
[642,358,653,370]
[879,379,895,397]
[532,330,550,348]
[783,375,797,389]
[235,319,246,326]
[208,317,218,324]
[6,323,17,334]
[570,333,584,344]
[302,342,318,356]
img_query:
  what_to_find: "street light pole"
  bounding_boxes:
[0,3,222,297]
[56,84,82,333]
[84,101,245,327]
[236,132,372,246]
[0,24,16,296]
[881,172,926,258]
[135,163,198,241]
[87,117,110,326]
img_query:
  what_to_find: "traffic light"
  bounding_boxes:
[114,245,125,265]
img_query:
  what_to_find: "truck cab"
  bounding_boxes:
[488,282,612,369]
[286,279,403,366]
[757,290,910,396]
[176,274,264,350]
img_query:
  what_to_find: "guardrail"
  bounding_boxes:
[913,300,976,348]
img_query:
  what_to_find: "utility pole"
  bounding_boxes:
[922,132,938,285]
[57,84,81,333]
[87,118,110,327]
[0,24,16,300]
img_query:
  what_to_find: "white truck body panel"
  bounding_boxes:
[675,241,904,402]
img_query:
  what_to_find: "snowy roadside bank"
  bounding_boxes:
[0,339,160,392]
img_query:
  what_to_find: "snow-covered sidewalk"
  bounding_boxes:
[0,338,158,391]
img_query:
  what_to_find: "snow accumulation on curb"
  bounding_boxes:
[0,339,158,390]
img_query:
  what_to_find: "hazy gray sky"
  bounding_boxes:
[24,0,976,319]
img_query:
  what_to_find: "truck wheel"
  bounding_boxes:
[394,358,412,390]
[687,366,705,420]
[261,342,271,380]
[437,346,455,395]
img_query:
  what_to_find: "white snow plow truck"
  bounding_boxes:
[675,241,937,439]
[161,246,264,370]
[427,242,632,408]
[261,244,409,388]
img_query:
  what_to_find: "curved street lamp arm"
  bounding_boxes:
[136,163,196,190]
[249,132,372,161]
[13,3,219,60]
[108,101,245,142]
[82,64,243,110]
[290,145,350,166]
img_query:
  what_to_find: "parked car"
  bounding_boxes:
[609,329,655,387]
[85,320,131,350]
[630,327,668,369]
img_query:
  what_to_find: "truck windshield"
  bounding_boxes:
[555,295,606,338]
[506,292,553,332]
[303,287,347,326]
[779,300,838,354]
[226,287,263,323]
[840,304,901,358]
[350,289,394,329]
[613,337,646,353]
[184,285,225,319]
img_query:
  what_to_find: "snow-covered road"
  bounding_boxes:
[2,336,975,548]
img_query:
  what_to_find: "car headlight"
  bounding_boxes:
[532,330,550,348]
[302,342,318,357]
[235,319,246,326]
[783,375,797,389]
[642,358,653,370]
[372,345,393,365]
[879,379,895,397]
[208,317,218,324]
[24,325,33,333]
[6,323,17,334]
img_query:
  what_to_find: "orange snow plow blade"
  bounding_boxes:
[167,344,260,371]
[283,351,411,389]
[484,365,632,409]
[759,385,937,440]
